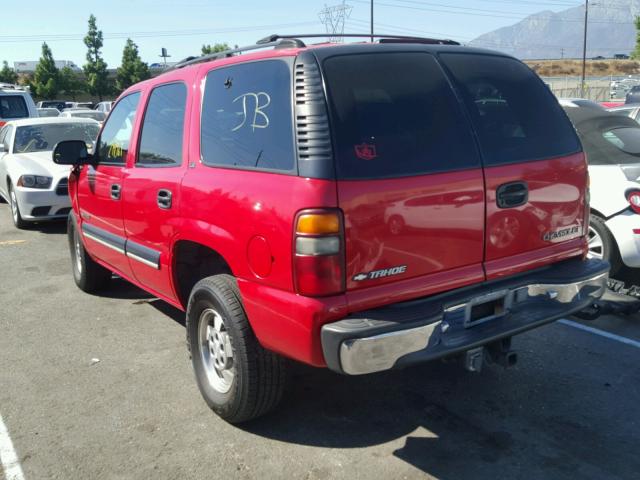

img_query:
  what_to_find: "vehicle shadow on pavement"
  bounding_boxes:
[29,220,67,234]
[242,357,640,479]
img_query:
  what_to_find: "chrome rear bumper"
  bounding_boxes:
[321,258,609,375]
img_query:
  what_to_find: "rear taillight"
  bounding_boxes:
[627,190,640,214]
[293,209,345,296]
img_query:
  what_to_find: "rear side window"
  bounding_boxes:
[97,92,140,165]
[201,60,295,172]
[138,83,187,166]
[0,96,28,119]
[440,53,580,166]
[323,53,480,179]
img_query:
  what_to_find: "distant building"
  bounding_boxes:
[13,60,82,73]
[614,54,630,60]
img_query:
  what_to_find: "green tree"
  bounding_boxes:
[83,14,110,100]
[0,61,18,84]
[633,16,640,60]
[116,39,150,92]
[201,43,230,55]
[33,42,60,99]
[59,66,84,100]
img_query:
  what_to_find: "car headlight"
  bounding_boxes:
[17,175,52,189]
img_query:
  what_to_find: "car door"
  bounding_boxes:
[77,92,141,278]
[122,82,189,301]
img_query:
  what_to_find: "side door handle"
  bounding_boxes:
[496,181,528,208]
[157,189,172,209]
[110,183,121,200]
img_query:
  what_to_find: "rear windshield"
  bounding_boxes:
[322,52,480,179]
[439,53,580,166]
[0,95,28,119]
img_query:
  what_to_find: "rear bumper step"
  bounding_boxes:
[321,258,609,375]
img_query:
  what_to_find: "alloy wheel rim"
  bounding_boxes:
[9,188,18,223]
[587,225,604,259]
[74,230,83,274]
[198,308,234,394]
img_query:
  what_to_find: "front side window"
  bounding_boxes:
[201,60,295,172]
[13,123,100,153]
[138,83,187,166]
[0,96,28,119]
[97,92,141,165]
[323,52,480,179]
[440,53,580,166]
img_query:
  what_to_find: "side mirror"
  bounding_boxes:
[52,140,92,165]
[0,143,7,153]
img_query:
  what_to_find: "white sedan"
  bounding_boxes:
[563,105,640,277]
[0,117,100,228]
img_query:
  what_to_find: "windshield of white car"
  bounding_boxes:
[13,123,100,153]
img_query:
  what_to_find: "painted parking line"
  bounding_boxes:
[558,319,640,349]
[0,413,25,480]
[0,240,26,247]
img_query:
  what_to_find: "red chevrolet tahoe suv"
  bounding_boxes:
[53,34,609,423]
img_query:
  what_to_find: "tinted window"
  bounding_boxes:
[201,60,295,172]
[0,96,28,119]
[138,83,187,166]
[323,53,479,179]
[440,53,580,166]
[13,123,100,153]
[97,92,140,164]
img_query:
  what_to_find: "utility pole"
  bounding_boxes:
[371,0,374,42]
[581,0,589,97]
[561,47,564,59]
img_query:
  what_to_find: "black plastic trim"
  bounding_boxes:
[126,239,161,269]
[293,51,335,179]
[82,222,126,252]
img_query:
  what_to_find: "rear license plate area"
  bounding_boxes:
[464,290,511,328]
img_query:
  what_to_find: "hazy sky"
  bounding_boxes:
[0,0,581,67]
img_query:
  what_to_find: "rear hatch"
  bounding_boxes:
[439,53,587,279]
[322,52,486,295]
[321,49,587,299]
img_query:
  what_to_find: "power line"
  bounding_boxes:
[319,2,354,42]
[0,21,319,43]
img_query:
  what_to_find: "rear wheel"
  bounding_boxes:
[8,183,28,229]
[186,274,288,423]
[67,215,111,292]
[588,214,622,277]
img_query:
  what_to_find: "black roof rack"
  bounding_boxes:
[172,33,459,71]
[257,33,460,46]
[171,38,306,70]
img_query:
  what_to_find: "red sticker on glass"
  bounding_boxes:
[354,143,377,160]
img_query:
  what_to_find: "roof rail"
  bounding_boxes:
[256,33,460,46]
[171,38,306,70]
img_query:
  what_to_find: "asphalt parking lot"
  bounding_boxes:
[1,203,639,480]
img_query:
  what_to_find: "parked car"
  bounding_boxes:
[60,109,106,123]
[564,106,640,276]
[608,103,640,124]
[36,107,60,118]
[36,100,67,111]
[626,85,640,104]
[558,98,605,110]
[94,101,113,113]
[0,117,100,228]
[53,36,609,423]
[0,88,37,126]
[67,101,94,109]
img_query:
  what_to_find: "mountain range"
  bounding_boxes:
[469,0,639,59]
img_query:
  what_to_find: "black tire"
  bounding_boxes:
[8,183,28,229]
[67,214,111,292]
[589,214,623,277]
[186,274,288,423]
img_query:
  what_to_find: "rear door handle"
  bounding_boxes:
[157,189,172,209]
[110,183,121,200]
[496,181,528,208]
